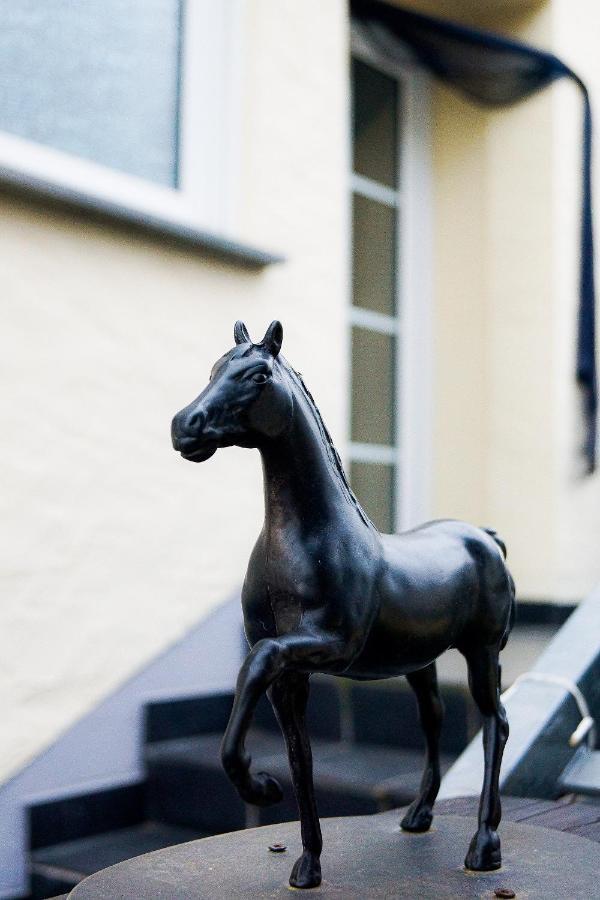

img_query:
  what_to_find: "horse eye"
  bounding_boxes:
[252,372,268,384]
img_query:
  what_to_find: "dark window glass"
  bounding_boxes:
[351,326,396,446]
[352,57,399,188]
[352,193,396,315]
[0,0,182,186]
[350,461,395,533]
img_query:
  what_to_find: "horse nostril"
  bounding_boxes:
[187,409,206,433]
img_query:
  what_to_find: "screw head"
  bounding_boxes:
[494,890,516,899]
[268,842,287,853]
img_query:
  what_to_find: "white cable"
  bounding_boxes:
[501,672,596,749]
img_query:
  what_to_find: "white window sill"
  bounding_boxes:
[0,162,283,268]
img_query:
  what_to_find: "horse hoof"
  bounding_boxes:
[464,829,501,871]
[401,804,433,833]
[289,851,321,889]
[243,771,283,807]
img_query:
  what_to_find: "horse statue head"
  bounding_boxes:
[171,320,291,463]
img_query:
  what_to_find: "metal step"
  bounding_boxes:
[558,746,600,798]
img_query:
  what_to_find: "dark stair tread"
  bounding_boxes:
[258,744,455,826]
[145,728,454,792]
[145,729,286,833]
[350,679,479,755]
[569,819,600,841]
[517,798,600,832]
[146,726,456,790]
[146,726,457,829]
[435,795,565,821]
[145,728,283,768]
[557,747,600,797]
[146,676,343,745]
[146,692,234,744]
[436,794,600,842]
[29,781,146,852]
[263,743,454,797]
[31,821,204,880]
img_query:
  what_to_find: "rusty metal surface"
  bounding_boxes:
[69,811,597,899]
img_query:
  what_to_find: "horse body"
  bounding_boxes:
[348,521,513,679]
[245,510,511,681]
[172,321,515,890]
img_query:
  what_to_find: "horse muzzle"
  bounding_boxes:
[171,413,218,463]
[171,431,216,462]
[179,446,217,462]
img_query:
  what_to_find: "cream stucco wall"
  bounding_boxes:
[0,0,349,782]
[430,85,488,524]
[552,0,600,597]
[423,1,559,595]
[426,0,600,600]
[483,5,559,599]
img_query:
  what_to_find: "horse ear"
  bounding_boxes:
[261,320,283,357]
[234,320,251,345]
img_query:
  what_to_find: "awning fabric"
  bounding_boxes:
[351,0,596,471]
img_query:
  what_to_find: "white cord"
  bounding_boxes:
[502,672,596,749]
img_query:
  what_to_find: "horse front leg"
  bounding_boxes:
[220,633,345,809]
[269,673,322,889]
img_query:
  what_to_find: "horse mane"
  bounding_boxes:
[280,357,375,531]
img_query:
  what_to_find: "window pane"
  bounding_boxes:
[0,0,182,186]
[350,461,395,533]
[351,326,396,445]
[352,57,398,188]
[352,193,396,316]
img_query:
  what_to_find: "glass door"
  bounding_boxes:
[348,48,431,533]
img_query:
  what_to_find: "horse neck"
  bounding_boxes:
[258,374,369,532]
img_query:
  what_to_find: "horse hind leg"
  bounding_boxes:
[462,643,509,871]
[401,662,443,833]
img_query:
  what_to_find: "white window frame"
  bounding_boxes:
[349,26,433,531]
[0,0,244,237]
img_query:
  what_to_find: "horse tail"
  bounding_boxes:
[500,576,517,650]
[481,527,515,649]
[482,527,507,559]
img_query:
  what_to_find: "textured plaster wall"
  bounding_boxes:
[481,1,600,600]
[429,0,600,601]
[0,0,349,783]
[552,0,600,597]
[430,85,488,524]
[484,4,558,599]
[428,3,558,596]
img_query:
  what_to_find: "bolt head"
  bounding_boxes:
[268,842,287,853]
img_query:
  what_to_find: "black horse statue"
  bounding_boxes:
[171,321,515,890]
